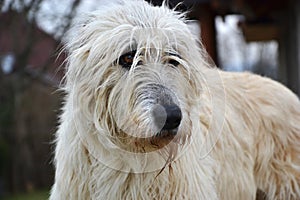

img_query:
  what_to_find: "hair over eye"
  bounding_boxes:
[167,53,181,67]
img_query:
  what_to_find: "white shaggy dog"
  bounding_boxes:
[50,1,300,199]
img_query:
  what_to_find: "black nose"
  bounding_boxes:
[152,104,182,131]
[162,105,182,130]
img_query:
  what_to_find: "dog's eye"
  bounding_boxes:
[168,59,180,67]
[119,51,136,69]
[167,53,181,67]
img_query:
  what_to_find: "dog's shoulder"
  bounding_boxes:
[221,70,299,102]
[219,70,300,121]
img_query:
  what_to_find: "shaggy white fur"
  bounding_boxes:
[50,1,300,199]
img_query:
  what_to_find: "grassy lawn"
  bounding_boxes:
[3,190,49,200]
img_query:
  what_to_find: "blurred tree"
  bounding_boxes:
[0,0,82,194]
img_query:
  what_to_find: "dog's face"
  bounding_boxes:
[65,1,214,164]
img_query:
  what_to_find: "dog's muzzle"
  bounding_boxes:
[152,104,182,137]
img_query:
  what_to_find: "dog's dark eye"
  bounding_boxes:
[168,59,180,67]
[167,53,181,67]
[119,51,136,69]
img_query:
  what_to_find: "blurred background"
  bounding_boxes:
[0,0,299,199]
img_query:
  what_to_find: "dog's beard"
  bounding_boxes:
[111,86,184,153]
[100,68,199,173]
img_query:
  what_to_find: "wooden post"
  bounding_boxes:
[197,3,219,67]
[278,1,300,96]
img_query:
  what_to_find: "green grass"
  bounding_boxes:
[3,190,49,200]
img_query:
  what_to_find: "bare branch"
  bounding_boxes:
[56,0,82,39]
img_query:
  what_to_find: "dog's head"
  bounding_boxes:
[64,0,222,172]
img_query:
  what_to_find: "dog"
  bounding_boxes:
[50,1,300,199]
